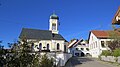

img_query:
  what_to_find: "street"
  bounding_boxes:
[65,57,119,67]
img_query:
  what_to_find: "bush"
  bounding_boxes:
[112,48,120,57]
[101,50,111,56]
[40,54,54,67]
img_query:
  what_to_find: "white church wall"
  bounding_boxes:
[51,40,65,52]
[27,39,65,52]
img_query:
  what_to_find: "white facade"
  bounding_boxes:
[68,39,90,56]
[89,32,111,58]
[75,44,90,55]
[27,39,65,52]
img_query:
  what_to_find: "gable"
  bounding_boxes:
[88,32,98,44]
[112,6,120,25]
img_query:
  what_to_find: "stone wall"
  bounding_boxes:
[118,56,120,64]
[56,53,72,66]
[44,52,72,66]
[100,56,120,64]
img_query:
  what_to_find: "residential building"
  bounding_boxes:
[88,30,120,58]
[68,39,89,56]
[19,13,67,52]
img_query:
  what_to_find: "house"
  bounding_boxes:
[19,13,67,52]
[88,30,120,58]
[68,39,90,56]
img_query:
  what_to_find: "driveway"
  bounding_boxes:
[65,57,119,67]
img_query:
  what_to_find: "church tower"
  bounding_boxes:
[49,13,59,34]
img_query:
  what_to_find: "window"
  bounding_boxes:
[82,44,85,45]
[92,36,93,41]
[64,45,66,52]
[76,48,79,50]
[90,45,91,49]
[93,42,95,48]
[47,44,49,50]
[31,43,34,48]
[31,43,34,51]
[90,44,92,49]
[52,24,56,30]
[95,41,97,48]
[92,43,94,48]
[57,43,60,50]
[81,48,84,50]
[106,41,111,46]
[92,44,93,49]
[101,41,105,47]
[39,43,42,50]
[86,48,89,51]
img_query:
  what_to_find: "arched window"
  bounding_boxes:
[31,43,34,51]
[57,43,60,50]
[52,24,56,30]
[31,43,34,48]
[39,43,42,50]
[47,44,49,50]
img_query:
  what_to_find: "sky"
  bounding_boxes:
[0,0,120,48]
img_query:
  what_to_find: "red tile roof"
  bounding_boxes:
[91,30,120,38]
[91,30,109,38]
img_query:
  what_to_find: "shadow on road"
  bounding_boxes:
[65,57,94,67]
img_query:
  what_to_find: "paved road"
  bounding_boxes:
[65,57,119,67]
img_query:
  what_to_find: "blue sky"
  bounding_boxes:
[0,0,120,48]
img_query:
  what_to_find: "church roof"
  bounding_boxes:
[19,28,65,40]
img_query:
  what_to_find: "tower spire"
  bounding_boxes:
[49,13,59,34]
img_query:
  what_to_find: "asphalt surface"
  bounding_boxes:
[65,57,119,67]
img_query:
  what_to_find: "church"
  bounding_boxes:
[19,13,67,52]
